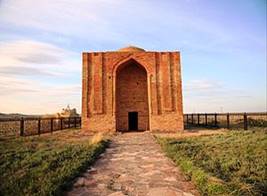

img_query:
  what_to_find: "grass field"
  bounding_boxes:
[0,129,109,196]
[157,130,267,196]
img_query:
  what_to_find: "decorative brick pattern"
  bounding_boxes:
[82,46,184,132]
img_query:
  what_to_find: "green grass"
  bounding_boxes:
[157,130,267,195]
[0,129,109,196]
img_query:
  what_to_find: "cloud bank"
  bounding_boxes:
[0,40,81,114]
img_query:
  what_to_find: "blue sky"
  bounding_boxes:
[0,0,266,114]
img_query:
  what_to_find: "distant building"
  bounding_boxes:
[82,46,184,132]
[58,105,80,117]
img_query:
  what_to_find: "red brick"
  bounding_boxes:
[82,46,184,132]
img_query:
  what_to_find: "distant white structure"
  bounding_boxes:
[58,105,80,117]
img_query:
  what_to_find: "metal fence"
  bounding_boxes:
[184,112,267,130]
[0,117,81,137]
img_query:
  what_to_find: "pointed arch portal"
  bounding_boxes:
[115,59,149,131]
[82,47,184,132]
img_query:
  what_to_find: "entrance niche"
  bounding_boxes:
[115,59,149,131]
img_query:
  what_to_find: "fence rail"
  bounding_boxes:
[184,112,267,130]
[0,117,81,137]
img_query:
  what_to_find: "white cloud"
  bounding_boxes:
[0,40,81,114]
[184,79,222,91]
[0,0,126,44]
[0,0,237,49]
[0,40,80,75]
[183,79,266,113]
[0,75,81,114]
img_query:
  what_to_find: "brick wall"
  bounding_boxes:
[82,47,184,132]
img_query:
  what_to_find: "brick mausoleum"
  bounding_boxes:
[82,46,184,132]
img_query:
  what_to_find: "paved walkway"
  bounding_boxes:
[67,132,199,196]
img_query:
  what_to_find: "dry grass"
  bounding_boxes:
[90,132,104,145]
[155,128,228,139]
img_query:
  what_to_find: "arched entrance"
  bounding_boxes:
[115,59,149,131]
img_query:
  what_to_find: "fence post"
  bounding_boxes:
[60,118,63,130]
[68,117,71,128]
[38,118,41,135]
[51,118,53,133]
[186,114,189,125]
[74,117,77,128]
[227,113,230,129]
[205,113,207,126]
[197,114,200,126]
[214,113,217,127]
[244,113,248,130]
[191,114,194,125]
[20,117,24,136]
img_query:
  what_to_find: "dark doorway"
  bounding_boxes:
[128,112,138,130]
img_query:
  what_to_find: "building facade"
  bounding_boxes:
[82,46,184,132]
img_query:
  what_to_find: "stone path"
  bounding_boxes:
[67,132,199,196]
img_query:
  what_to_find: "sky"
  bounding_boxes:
[0,0,266,114]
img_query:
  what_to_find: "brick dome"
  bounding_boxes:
[118,46,145,52]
